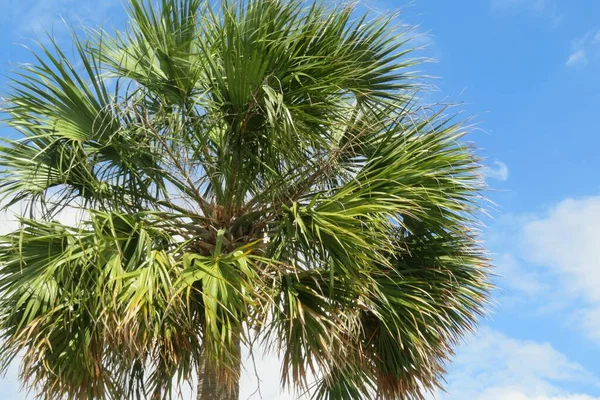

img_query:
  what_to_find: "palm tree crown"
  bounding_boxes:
[0,0,490,399]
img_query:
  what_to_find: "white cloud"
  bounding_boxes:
[179,346,306,399]
[566,49,588,68]
[578,307,600,343]
[466,391,600,400]
[434,327,600,400]
[240,348,310,400]
[484,160,510,181]
[0,201,87,236]
[566,31,600,68]
[523,197,600,303]
[0,361,24,400]
[522,197,600,340]
[495,253,546,297]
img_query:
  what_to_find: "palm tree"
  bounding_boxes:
[0,0,490,399]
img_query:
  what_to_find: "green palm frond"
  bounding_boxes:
[0,0,491,399]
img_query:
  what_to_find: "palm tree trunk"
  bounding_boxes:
[197,338,241,400]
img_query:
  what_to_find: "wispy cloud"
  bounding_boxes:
[496,253,546,297]
[433,327,600,399]
[7,0,123,39]
[0,360,22,400]
[566,31,600,68]
[486,196,600,339]
[566,49,589,68]
[484,160,510,181]
[491,0,549,13]
[522,196,600,342]
[490,0,563,25]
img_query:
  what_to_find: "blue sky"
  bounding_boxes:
[1,0,600,399]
